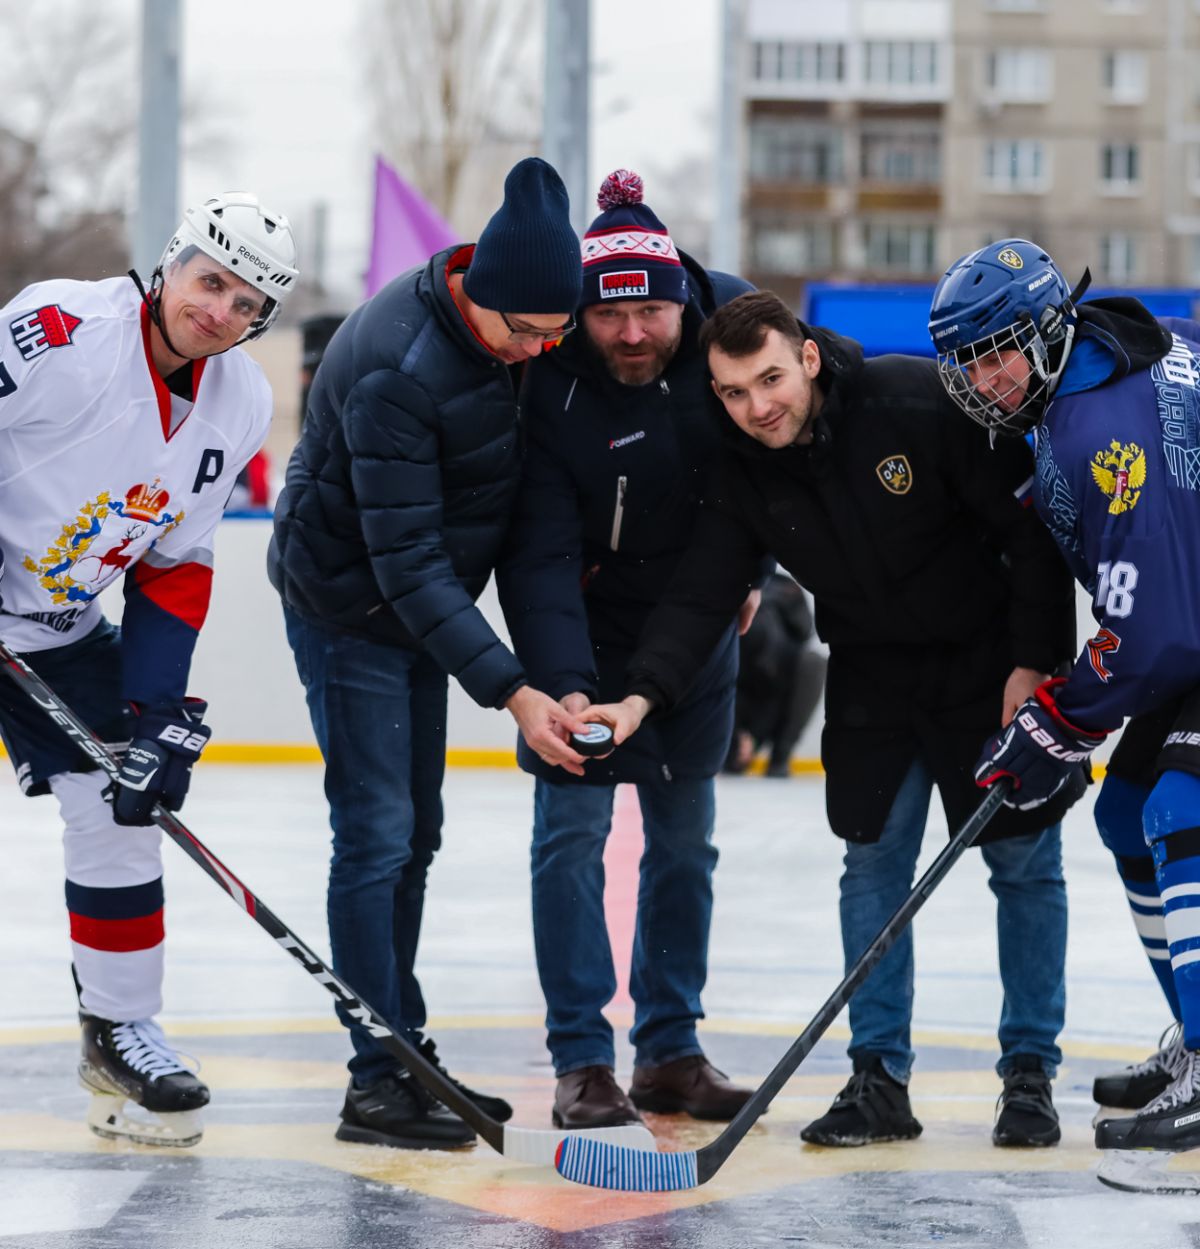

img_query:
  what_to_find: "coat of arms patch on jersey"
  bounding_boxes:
[1090,440,1146,514]
[876,455,913,495]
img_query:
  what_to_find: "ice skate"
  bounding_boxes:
[1092,1021,1183,1124]
[1096,1046,1200,1193]
[79,1013,209,1147]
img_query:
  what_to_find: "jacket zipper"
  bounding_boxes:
[610,475,627,551]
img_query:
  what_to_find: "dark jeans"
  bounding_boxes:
[531,776,718,1075]
[840,760,1067,1082]
[283,605,447,1086]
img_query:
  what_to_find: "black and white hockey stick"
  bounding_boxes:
[0,640,655,1166]
[555,781,1011,1190]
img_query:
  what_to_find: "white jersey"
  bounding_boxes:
[0,276,272,652]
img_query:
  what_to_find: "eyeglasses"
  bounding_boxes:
[499,311,576,343]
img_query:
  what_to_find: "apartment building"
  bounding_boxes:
[740,0,1200,297]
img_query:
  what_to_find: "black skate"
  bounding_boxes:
[800,1056,922,1147]
[335,1071,476,1150]
[79,1013,209,1147]
[1092,1021,1183,1115]
[1097,1048,1200,1193]
[993,1057,1060,1147]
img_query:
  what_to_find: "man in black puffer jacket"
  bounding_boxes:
[584,290,1085,1152]
[496,171,756,1131]
[269,158,589,1150]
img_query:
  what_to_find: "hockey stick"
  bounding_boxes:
[555,781,1011,1190]
[0,640,655,1166]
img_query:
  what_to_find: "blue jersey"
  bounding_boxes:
[1033,317,1200,731]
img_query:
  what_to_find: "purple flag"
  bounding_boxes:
[364,155,458,298]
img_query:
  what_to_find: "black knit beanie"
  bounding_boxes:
[463,157,581,313]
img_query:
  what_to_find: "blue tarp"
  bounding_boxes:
[801,283,1200,358]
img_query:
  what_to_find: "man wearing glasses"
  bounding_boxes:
[496,170,757,1130]
[269,158,589,1150]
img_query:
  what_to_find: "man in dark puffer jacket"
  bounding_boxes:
[269,158,589,1150]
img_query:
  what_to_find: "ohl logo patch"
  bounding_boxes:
[997,248,1024,270]
[10,305,82,361]
[1090,440,1146,514]
[876,455,913,495]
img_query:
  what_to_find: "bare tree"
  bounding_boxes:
[0,0,137,293]
[362,0,543,235]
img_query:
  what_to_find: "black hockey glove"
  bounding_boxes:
[975,677,1105,811]
[109,700,211,826]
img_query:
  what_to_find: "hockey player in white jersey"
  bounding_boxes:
[0,193,298,1146]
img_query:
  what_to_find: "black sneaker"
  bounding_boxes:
[800,1056,922,1147]
[993,1056,1060,1147]
[335,1071,476,1150]
[1093,1022,1183,1111]
[416,1036,512,1123]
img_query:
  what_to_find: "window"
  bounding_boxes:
[860,127,941,183]
[863,223,937,275]
[1102,50,1146,103]
[863,41,939,87]
[1100,232,1137,281]
[983,140,1049,192]
[985,48,1052,101]
[752,220,836,273]
[749,118,843,182]
[985,0,1047,9]
[1101,141,1140,191]
[752,40,846,85]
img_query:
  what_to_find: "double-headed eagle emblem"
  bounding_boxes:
[1090,440,1146,515]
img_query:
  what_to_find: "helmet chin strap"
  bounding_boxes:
[128,268,189,364]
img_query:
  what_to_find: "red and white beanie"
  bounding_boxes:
[579,170,688,307]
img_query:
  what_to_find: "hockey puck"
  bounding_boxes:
[570,723,615,757]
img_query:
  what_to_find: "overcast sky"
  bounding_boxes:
[180,1,720,305]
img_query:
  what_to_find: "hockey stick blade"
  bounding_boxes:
[0,642,656,1166]
[556,783,1010,1190]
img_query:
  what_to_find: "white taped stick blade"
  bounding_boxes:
[501,1122,656,1166]
[555,1136,700,1191]
[1097,1149,1200,1194]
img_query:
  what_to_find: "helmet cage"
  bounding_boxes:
[936,311,1074,436]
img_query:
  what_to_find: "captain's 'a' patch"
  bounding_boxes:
[876,455,913,495]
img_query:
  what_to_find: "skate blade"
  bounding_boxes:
[86,1093,204,1148]
[1097,1148,1200,1194]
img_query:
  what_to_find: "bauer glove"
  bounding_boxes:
[110,700,211,826]
[975,677,1104,811]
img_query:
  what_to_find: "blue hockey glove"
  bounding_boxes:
[975,678,1105,811]
[110,700,211,826]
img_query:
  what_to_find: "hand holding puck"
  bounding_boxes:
[570,722,615,758]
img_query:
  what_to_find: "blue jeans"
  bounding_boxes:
[283,605,447,1086]
[840,760,1066,1083]
[531,776,719,1075]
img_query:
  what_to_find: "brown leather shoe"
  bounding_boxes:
[553,1065,643,1129]
[629,1055,754,1121]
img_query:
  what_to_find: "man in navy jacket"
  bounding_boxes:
[497,171,756,1129]
[270,158,588,1150]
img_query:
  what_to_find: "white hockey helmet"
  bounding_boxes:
[157,192,299,337]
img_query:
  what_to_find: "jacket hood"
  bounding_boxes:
[1070,296,1174,386]
[721,319,865,462]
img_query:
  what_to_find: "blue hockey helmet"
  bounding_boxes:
[928,239,1080,435]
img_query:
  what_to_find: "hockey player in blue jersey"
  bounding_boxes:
[929,238,1200,1190]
